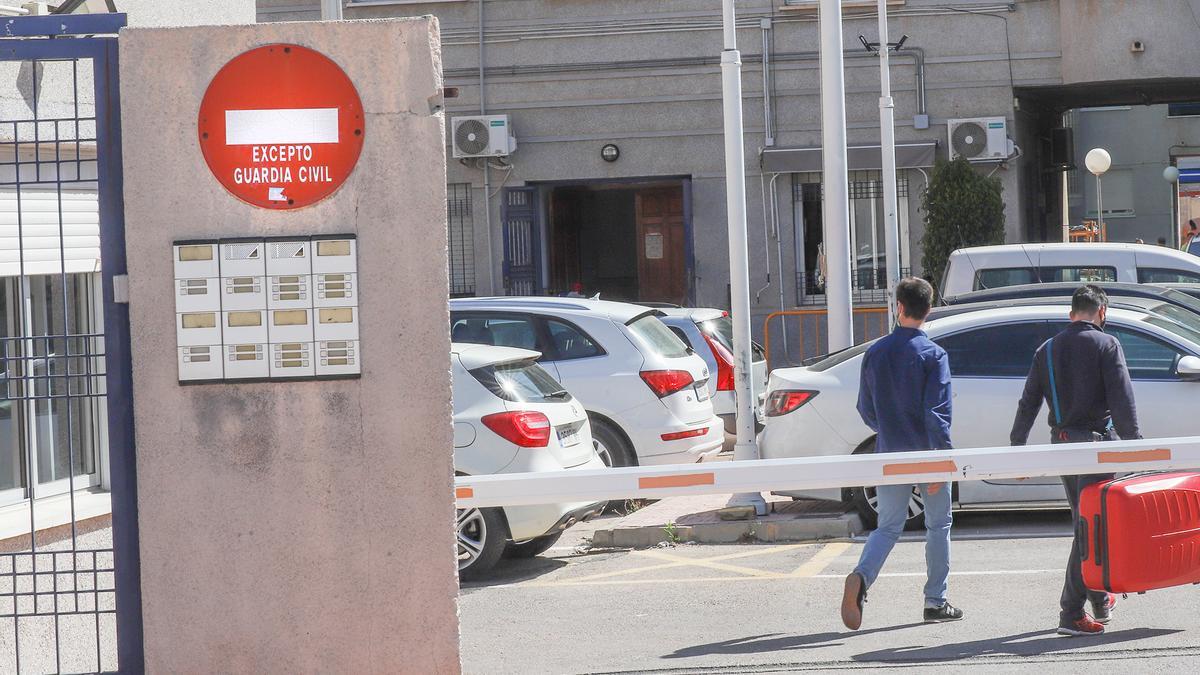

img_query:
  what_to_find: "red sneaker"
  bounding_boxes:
[1092,593,1117,625]
[1057,614,1105,636]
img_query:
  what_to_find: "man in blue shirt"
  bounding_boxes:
[841,277,963,630]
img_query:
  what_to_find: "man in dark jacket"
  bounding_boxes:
[841,277,963,630]
[1010,284,1140,637]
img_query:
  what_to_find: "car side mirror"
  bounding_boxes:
[1178,355,1200,380]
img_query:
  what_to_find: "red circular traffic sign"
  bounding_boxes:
[198,44,365,210]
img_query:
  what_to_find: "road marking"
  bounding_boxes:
[523,567,1065,588]
[791,542,852,577]
[561,544,806,584]
[633,548,776,577]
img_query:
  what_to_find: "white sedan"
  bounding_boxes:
[452,342,607,580]
[759,300,1200,528]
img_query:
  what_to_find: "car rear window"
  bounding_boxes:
[626,314,690,359]
[698,316,766,362]
[807,340,875,372]
[469,359,570,403]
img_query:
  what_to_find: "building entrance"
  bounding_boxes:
[543,181,690,305]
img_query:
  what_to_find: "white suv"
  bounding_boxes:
[450,298,723,467]
[452,343,607,580]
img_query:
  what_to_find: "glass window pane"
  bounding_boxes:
[546,319,601,360]
[975,268,1035,290]
[1107,326,1183,380]
[935,322,1049,377]
[450,315,540,352]
[626,315,689,359]
[1040,266,1117,283]
[1138,267,1200,283]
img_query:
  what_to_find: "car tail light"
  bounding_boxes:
[700,331,735,392]
[640,369,695,398]
[661,427,710,441]
[765,390,818,417]
[481,411,551,447]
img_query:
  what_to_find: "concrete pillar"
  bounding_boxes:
[119,19,460,673]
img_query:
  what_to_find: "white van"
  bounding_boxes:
[940,243,1200,300]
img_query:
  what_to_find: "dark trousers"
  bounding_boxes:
[1059,473,1113,621]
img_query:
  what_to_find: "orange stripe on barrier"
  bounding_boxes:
[455,486,474,499]
[882,460,958,476]
[1097,448,1172,464]
[639,472,716,490]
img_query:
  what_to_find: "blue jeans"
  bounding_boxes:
[853,482,953,607]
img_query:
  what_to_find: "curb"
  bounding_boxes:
[592,511,863,548]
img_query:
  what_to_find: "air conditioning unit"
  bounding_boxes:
[947,117,1009,161]
[451,115,516,159]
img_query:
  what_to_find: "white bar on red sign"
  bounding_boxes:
[225,108,339,145]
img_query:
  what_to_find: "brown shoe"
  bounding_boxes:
[841,572,866,630]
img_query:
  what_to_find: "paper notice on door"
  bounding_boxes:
[644,233,664,260]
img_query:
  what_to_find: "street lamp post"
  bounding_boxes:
[719,0,768,517]
[820,0,854,351]
[1085,148,1111,240]
[321,0,343,20]
[876,0,900,328]
[1164,165,1181,248]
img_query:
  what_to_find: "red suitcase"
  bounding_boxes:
[1079,472,1200,593]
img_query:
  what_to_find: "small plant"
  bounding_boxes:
[920,157,1006,293]
[663,521,682,544]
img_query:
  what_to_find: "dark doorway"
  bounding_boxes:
[545,181,689,305]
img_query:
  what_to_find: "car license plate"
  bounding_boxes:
[694,384,710,402]
[557,427,580,447]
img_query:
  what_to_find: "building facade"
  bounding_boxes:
[0,0,255,517]
[255,0,1200,357]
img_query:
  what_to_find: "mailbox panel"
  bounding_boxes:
[316,339,359,377]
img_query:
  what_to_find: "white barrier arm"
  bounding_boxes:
[455,437,1194,509]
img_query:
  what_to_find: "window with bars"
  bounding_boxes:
[447,183,476,297]
[792,171,912,306]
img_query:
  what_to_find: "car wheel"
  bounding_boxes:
[504,531,563,559]
[457,506,508,581]
[591,418,635,468]
[849,440,925,531]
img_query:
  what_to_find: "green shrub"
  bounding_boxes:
[920,157,1006,291]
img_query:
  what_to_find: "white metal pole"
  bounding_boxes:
[820,0,854,350]
[320,0,343,20]
[877,0,900,328]
[1097,175,1104,240]
[720,0,768,516]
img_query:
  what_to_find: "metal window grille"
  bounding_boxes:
[793,171,911,306]
[0,49,118,674]
[447,183,476,297]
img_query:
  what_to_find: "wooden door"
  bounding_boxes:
[635,187,686,304]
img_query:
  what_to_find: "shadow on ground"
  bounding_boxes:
[459,556,569,591]
[852,627,1184,662]
[663,623,925,659]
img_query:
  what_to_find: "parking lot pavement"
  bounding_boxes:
[459,512,1200,674]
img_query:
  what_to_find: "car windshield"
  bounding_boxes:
[807,339,876,372]
[1142,303,1200,347]
[626,313,690,359]
[469,359,570,403]
[698,316,766,362]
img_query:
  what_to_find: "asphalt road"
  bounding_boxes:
[459,511,1200,674]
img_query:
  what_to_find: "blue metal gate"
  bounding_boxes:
[0,14,140,673]
[501,186,542,296]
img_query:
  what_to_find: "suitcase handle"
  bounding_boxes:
[1077,517,1089,562]
[1093,514,1104,567]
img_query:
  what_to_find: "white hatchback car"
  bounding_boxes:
[450,298,724,467]
[759,299,1200,528]
[657,308,768,449]
[452,342,606,580]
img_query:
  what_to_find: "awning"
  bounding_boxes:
[760,141,940,174]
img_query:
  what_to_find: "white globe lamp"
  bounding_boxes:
[1164,166,1180,183]
[1084,148,1111,239]
[1085,148,1111,176]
